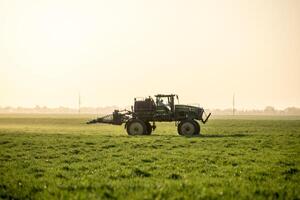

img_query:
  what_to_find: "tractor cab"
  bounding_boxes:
[154,94,178,113]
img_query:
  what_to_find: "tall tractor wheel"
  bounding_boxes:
[178,120,199,136]
[193,120,200,135]
[126,119,147,135]
[145,122,152,135]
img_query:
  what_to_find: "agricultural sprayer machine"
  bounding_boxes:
[87,94,211,136]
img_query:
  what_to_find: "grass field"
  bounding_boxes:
[0,114,299,199]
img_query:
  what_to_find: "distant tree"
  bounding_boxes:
[264,106,276,114]
[284,107,300,115]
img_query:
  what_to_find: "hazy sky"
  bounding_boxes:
[0,0,299,109]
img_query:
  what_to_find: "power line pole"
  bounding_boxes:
[78,92,81,114]
[233,93,235,116]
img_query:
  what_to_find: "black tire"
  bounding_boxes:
[145,122,152,135]
[126,119,147,135]
[192,120,200,135]
[177,120,198,136]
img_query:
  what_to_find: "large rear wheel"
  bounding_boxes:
[126,119,147,135]
[178,120,198,136]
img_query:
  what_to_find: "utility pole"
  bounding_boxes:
[78,93,81,114]
[233,93,235,116]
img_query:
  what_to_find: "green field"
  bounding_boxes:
[0,115,299,199]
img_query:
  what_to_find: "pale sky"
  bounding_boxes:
[0,0,299,109]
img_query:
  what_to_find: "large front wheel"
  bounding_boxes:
[178,120,199,136]
[126,119,147,135]
[193,120,200,135]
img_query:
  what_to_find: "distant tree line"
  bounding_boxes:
[0,106,119,115]
[0,106,300,115]
[207,106,300,115]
